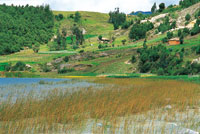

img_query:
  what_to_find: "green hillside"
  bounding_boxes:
[0,2,200,77]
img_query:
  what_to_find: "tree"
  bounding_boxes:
[151,3,157,13]
[180,35,184,44]
[33,43,40,53]
[0,4,54,55]
[109,8,126,30]
[74,11,81,22]
[191,21,200,36]
[71,26,84,45]
[185,14,191,21]
[121,39,127,45]
[98,35,102,40]
[159,3,165,12]
[61,27,67,37]
[167,32,173,39]
[129,22,153,40]
[131,56,137,63]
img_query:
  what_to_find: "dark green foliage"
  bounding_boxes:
[185,14,191,21]
[170,21,176,29]
[121,20,133,29]
[137,44,200,75]
[55,14,64,21]
[98,44,103,49]
[179,0,200,8]
[0,4,54,55]
[33,43,40,53]
[129,22,154,40]
[191,19,200,36]
[74,11,81,22]
[180,35,184,44]
[192,45,200,54]
[121,39,127,45]
[183,28,190,36]
[4,63,12,71]
[162,37,169,43]
[158,17,176,33]
[12,61,26,71]
[71,25,84,45]
[159,3,165,12]
[167,32,173,39]
[79,50,84,53]
[50,30,67,51]
[63,56,69,62]
[151,3,157,13]
[69,14,74,19]
[109,8,126,30]
[58,67,74,74]
[131,56,137,63]
[178,29,182,37]
[41,63,51,72]
[98,35,103,40]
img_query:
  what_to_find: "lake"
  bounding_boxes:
[0,78,100,102]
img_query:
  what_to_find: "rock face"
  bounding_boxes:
[192,57,200,64]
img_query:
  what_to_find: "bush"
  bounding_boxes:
[79,50,84,53]
[162,37,168,43]
[58,67,74,74]
[63,56,69,62]
[167,32,173,39]
[131,56,137,63]
[191,23,200,36]
[12,61,26,71]
[5,63,12,71]
[98,35,102,40]
[41,63,51,72]
[185,14,191,21]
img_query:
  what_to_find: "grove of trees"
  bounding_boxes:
[109,8,126,30]
[136,43,200,75]
[0,4,54,55]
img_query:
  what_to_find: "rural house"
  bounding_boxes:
[168,38,180,45]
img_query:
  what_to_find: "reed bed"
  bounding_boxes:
[0,78,200,133]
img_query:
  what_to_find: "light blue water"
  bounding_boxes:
[0,78,100,102]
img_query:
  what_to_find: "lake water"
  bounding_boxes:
[0,78,100,102]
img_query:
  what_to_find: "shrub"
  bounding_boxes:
[63,56,69,62]
[121,39,127,45]
[58,67,74,74]
[98,35,102,40]
[185,14,191,21]
[162,37,168,43]
[5,63,12,71]
[167,32,173,39]
[191,23,200,36]
[12,61,26,71]
[41,63,51,72]
[131,56,137,63]
[79,50,84,53]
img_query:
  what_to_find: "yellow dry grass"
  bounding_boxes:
[0,78,200,133]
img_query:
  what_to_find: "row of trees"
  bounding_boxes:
[0,4,54,55]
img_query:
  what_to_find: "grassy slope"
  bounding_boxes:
[0,11,200,77]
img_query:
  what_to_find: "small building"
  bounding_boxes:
[168,38,180,46]
[101,38,110,42]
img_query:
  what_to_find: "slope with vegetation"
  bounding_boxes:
[0,4,54,55]
[0,1,200,77]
